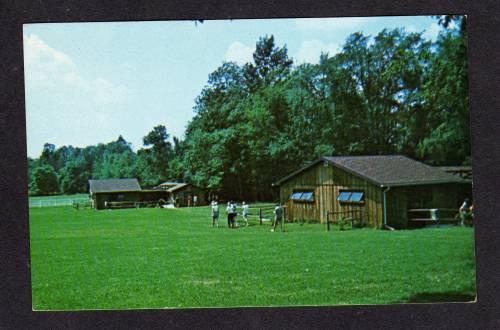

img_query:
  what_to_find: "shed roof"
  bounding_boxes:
[275,155,468,187]
[167,183,191,192]
[154,181,184,190]
[157,181,182,187]
[89,178,141,193]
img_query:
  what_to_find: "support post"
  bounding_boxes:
[326,212,330,231]
[259,208,263,225]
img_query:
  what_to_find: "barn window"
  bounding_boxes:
[337,191,365,204]
[290,190,315,202]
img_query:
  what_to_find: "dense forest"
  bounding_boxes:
[28,16,469,200]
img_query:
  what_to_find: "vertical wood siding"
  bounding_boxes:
[280,162,384,227]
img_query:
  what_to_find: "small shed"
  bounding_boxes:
[89,178,168,209]
[165,183,207,207]
[275,155,471,229]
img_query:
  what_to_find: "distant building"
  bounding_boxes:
[88,178,207,209]
[275,155,471,229]
[154,182,207,207]
[88,178,168,209]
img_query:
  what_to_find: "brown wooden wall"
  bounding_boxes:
[172,186,207,207]
[280,162,384,228]
[386,187,407,229]
[93,191,169,209]
[93,191,141,209]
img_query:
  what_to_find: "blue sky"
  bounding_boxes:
[23,16,443,158]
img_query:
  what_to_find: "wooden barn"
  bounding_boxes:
[275,155,472,229]
[89,178,168,209]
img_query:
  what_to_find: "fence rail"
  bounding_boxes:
[246,205,287,225]
[29,198,90,208]
[407,208,459,226]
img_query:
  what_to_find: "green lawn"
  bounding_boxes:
[29,206,476,310]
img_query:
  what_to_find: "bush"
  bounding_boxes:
[30,164,59,195]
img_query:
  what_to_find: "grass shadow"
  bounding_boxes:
[403,291,476,303]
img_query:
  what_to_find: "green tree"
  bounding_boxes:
[30,164,59,195]
[137,126,173,186]
[28,157,41,195]
[88,136,137,180]
[182,35,295,200]
[39,143,56,168]
[243,35,293,90]
[317,29,431,156]
[418,16,469,165]
[59,160,89,194]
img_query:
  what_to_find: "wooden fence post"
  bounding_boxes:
[259,208,263,225]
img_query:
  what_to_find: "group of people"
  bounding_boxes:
[210,200,249,228]
[210,200,284,231]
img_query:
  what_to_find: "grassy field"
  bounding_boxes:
[29,206,476,310]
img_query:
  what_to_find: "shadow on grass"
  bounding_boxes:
[402,291,476,303]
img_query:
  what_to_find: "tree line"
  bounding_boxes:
[28,16,469,200]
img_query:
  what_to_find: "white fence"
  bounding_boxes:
[29,198,90,208]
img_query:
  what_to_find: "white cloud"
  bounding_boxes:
[224,41,254,65]
[295,17,373,31]
[24,34,75,88]
[422,22,441,41]
[23,34,128,106]
[23,34,131,157]
[295,39,340,64]
[24,34,74,68]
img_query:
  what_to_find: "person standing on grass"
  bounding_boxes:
[459,198,471,226]
[193,195,198,207]
[271,203,284,232]
[241,201,249,226]
[187,195,192,207]
[226,201,232,228]
[211,200,219,227]
[229,201,237,228]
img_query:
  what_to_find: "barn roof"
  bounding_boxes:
[275,155,469,187]
[89,178,141,193]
